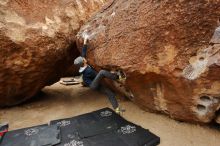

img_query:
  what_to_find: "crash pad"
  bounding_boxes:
[0,108,160,146]
[0,124,61,146]
[51,108,160,146]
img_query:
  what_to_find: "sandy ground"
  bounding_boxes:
[1,82,220,146]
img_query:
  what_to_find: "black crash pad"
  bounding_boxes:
[0,124,61,146]
[0,108,160,146]
[81,125,159,146]
[51,108,160,146]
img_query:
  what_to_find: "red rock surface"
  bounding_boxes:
[77,0,220,123]
[0,0,107,106]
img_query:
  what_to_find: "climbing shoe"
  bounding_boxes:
[116,70,126,82]
[115,107,125,115]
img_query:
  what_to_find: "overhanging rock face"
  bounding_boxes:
[0,0,107,106]
[77,0,220,123]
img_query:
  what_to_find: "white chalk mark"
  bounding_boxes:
[82,31,89,40]
[154,83,168,112]
[111,12,116,17]
[45,17,55,25]
[80,25,106,40]
[210,26,220,44]
[183,59,208,80]
[182,27,220,80]
[4,11,25,25]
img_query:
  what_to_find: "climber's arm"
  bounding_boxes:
[82,38,88,58]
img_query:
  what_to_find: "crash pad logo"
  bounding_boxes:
[119,125,136,134]
[57,120,71,127]
[24,128,39,136]
[100,110,112,117]
[64,139,84,146]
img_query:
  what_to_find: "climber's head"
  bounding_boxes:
[74,57,88,73]
[74,57,88,67]
[74,56,83,67]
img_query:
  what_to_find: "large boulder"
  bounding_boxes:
[0,0,107,106]
[77,0,220,123]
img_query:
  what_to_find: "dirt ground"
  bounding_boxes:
[1,82,220,146]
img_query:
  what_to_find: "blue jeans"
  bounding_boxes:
[90,70,119,109]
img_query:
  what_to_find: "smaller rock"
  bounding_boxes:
[210,26,220,44]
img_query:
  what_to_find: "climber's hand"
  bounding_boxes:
[83,36,88,45]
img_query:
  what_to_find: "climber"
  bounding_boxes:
[74,37,124,114]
